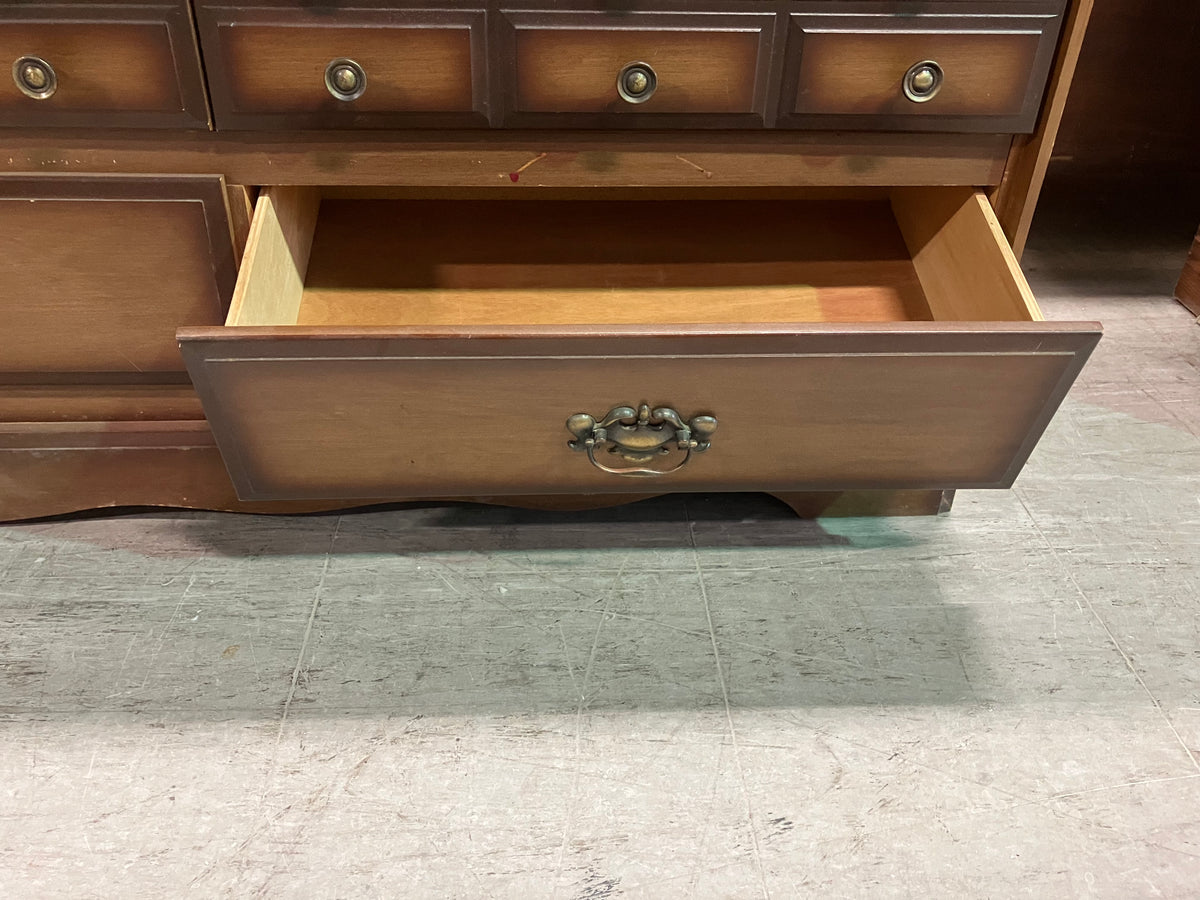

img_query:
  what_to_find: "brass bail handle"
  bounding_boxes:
[566,404,718,477]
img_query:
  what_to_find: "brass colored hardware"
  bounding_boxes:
[324,58,367,101]
[13,56,57,100]
[566,404,717,477]
[903,60,943,103]
[617,62,657,104]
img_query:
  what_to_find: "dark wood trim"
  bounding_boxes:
[991,0,1095,256]
[1176,226,1200,317]
[0,130,1011,187]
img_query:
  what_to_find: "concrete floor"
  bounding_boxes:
[2,199,1199,898]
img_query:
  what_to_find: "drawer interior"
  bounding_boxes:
[227,186,1043,329]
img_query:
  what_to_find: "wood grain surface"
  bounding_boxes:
[178,324,1099,501]
[0,131,1011,188]
[505,11,772,124]
[0,176,237,375]
[1175,227,1200,317]
[196,4,487,129]
[781,6,1065,133]
[291,196,934,327]
[0,3,210,129]
[991,0,1094,256]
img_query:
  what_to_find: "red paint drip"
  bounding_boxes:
[509,172,520,183]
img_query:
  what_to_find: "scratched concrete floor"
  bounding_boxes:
[3,192,1200,898]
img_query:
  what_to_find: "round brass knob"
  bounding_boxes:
[617,62,657,104]
[324,58,366,101]
[903,60,943,103]
[13,56,57,100]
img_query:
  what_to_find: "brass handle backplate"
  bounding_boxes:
[903,60,943,103]
[325,58,366,101]
[13,56,57,100]
[617,62,657,104]
[566,404,717,477]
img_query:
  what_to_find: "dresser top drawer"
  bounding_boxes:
[500,9,776,128]
[194,3,488,130]
[178,186,1098,501]
[0,2,210,129]
[781,4,1066,132]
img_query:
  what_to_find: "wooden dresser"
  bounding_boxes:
[0,0,1099,522]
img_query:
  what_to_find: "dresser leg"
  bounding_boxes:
[770,490,955,518]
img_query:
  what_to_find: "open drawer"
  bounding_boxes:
[177,187,1099,502]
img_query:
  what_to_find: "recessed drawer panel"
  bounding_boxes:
[0,2,209,129]
[178,187,1099,501]
[500,10,776,127]
[781,3,1066,132]
[0,176,237,375]
[195,2,487,129]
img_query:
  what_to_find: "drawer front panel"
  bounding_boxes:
[0,3,209,129]
[501,10,775,127]
[179,327,1098,501]
[195,3,487,129]
[781,6,1065,132]
[0,176,237,375]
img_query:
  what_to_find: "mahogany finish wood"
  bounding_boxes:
[1176,227,1200,317]
[0,175,237,375]
[0,385,204,423]
[179,324,1098,501]
[0,0,1099,522]
[0,131,1011,188]
[781,10,1064,133]
[177,188,1099,503]
[0,430,955,521]
[0,1,210,129]
[500,9,774,128]
[195,2,487,129]
[991,0,1094,256]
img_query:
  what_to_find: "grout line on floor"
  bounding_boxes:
[688,508,771,900]
[1014,491,1200,772]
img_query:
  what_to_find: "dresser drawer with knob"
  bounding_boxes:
[498,8,777,128]
[0,1,210,129]
[177,187,1098,502]
[780,3,1066,132]
[194,1,487,129]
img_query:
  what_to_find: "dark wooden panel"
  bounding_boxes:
[1176,227,1200,317]
[179,325,1099,501]
[499,10,776,128]
[1051,0,1200,177]
[0,429,955,522]
[0,2,209,129]
[195,2,487,129]
[0,384,204,422]
[780,4,1065,133]
[0,176,237,374]
[0,130,1012,187]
